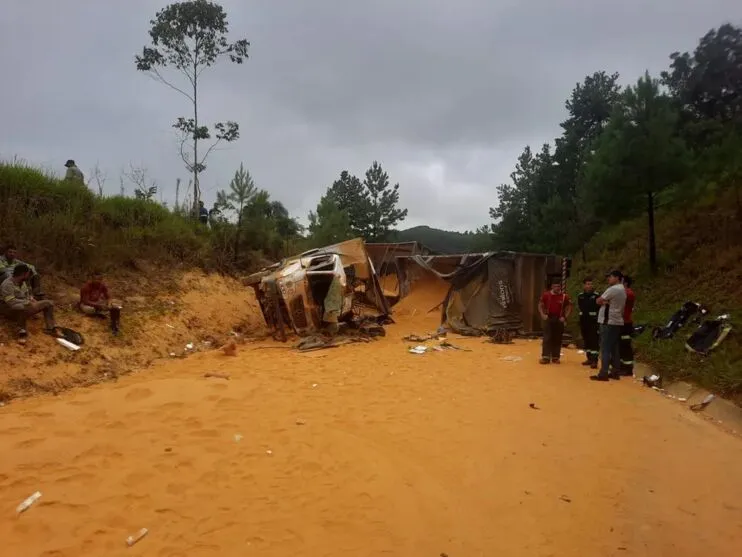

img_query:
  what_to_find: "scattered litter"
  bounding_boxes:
[691,394,715,412]
[296,419,306,426]
[56,338,80,351]
[169,352,176,357]
[311,383,319,388]
[185,343,194,351]
[266,449,273,455]
[204,372,230,380]
[16,491,41,514]
[501,356,522,362]
[0,402,5,407]
[643,374,662,388]
[488,328,515,344]
[233,434,243,442]
[577,349,585,355]
[126,528,148,547]
[403,333,435,342]
[222,341,237,356]
[409,341,469,354]
[440,340,470,351]
[165,324,175,329]
[678,397,688,402]
[529,403,540,410]
[559,495,572,503]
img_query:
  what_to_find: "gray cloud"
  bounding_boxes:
[1,0,740,231]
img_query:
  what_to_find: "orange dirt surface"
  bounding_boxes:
[2,275,742,556]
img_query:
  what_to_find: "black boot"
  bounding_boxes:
[110,306,121,336]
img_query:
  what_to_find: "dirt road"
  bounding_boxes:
[1,286,741,556]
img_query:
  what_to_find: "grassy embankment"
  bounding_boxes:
[0,161,228,281]
[569,189,742,402]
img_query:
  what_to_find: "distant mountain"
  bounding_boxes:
[391,226,478,254]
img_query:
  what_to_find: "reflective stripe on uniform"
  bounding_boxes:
[621,360,634,365]
[3,294,15,303]
[621,335,631,340]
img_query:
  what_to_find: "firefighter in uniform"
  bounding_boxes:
[577,277,600,368]
[619,276,636,376]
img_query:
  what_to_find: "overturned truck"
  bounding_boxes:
[245,238,391,340]
[391,251,568,336]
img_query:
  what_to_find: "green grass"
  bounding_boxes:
[567,189,742,402]
[0,161,217,277]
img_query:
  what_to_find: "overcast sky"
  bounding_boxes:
[1,1,740,231]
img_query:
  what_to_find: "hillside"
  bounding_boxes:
[393,226,478,254]
[568,189,742,402]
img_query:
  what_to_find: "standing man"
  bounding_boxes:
[64,159,85,183]
[198,201,209,225]
[538,278,572,364]
[577,277,600,369]
[590,270,626,382]
[619,275,636,376]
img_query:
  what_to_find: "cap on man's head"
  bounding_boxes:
[606,270,623,280]
[65,159,75,167]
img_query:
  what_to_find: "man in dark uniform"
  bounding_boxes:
[577,277,600,369]
[619,275,636,376]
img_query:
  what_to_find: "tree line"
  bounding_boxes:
[487,23,742,273]
[132,2,741,270]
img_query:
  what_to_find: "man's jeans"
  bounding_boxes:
[599,324,622,377]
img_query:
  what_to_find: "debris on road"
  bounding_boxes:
[440,340,470,351]
[233,434,243,442]
[529,403,540,410]
[204,372,230,380]
[559,495,572,503]
[16,491,41,514]
[501,356,523,362]
[125,528,148,547]
[691,394,715,412]
[222,341,237,356]
[643,374,662,388]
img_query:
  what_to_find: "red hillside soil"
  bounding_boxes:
[1,274,742,556]
[0,271,264,401]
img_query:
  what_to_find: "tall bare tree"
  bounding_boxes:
[135,0,249,216]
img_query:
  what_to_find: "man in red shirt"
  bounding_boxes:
[538,278,572,364]
[79,271,122,335]
[619,275,636,376]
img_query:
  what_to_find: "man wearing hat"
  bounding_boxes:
[591,270,627,382]
[64,159,84,183]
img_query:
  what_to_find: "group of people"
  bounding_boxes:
[0,244,121,342]
[538,270,636,381]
